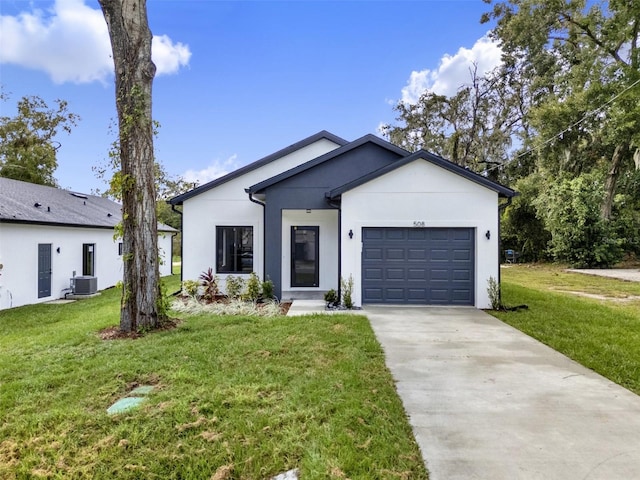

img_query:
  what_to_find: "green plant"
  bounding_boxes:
[535,172,624,267]
[261,277,274,300]
[199,268,219,303]
[324,288,338,306]
[487,276,501,310]
[156,279,172,319]
[181,279,200,298]
[244,272,262,302]
[340,275,354,309]
[225,275,245,299]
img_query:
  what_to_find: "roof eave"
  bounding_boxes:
[169,130,349,205]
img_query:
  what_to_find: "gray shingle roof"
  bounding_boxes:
[0,177,176,232]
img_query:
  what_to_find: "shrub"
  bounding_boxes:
[536,172,624,267]
[181,279,200,298]
[340,275,354,309]
[244,272,262,302]
[487,276,501,310]
[261,277,275,300]
[199,268,219,303]
[324,289,338,306]
[225,275,245,299]
[172,297,282,317]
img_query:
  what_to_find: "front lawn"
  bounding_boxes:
[492,265,640,395]
[0,276,427,479]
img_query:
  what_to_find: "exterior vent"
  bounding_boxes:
[71,276,98,295]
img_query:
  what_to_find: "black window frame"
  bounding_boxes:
[82,243,95,276]
[216,226,253,274]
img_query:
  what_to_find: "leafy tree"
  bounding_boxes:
[483,0,640,220]
[0,92,79,186]
[535,172,624,267]
[99,0,162,332]
[382,65,526,182]
[501,173,551,262]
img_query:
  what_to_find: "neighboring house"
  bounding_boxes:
[0,177,176,310]
[170,131,517,309]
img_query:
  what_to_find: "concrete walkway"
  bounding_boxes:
[567,268,640,283]
[365,306,640,480]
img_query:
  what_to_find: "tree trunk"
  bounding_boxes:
[99,0,162,332]
[601,144,628,221]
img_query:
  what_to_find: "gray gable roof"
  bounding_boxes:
[327,150,517,199]
[0,177,177,231]
[247,134,409,194]
[169,130,348,205]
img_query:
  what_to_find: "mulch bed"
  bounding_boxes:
[99,300,292,341]
[99,317,181,340]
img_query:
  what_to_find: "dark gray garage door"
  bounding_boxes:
[362,227,475,305]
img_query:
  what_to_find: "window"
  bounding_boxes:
[118,242,123,256]
[216,226,253,273]
[83,243,95,276]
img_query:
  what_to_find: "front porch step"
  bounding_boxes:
[282,290,327,301]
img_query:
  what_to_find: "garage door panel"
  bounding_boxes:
[408,248,427,260]
[453,249,471,261]
[386,288,406,301]
[408,289,427,301]
[362,227,474,305]
[363,267,383,281]
[364,248,383,260]
[386,248,405,260]
[408,229,427,241]
[430,249,449,261]
[453,269,472,281]
[364,287,383,301]
[408,268,427,280]
[386,268,406,280]
[430,229,449,241]
[385,229,406,241]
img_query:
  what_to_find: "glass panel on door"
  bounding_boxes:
[291,226,319,287]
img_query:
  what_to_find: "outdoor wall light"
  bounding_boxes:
[306,209,311,213]
[348,229,354,239]
[485,230,491,240]
[56,247,61,254]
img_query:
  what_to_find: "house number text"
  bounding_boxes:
[413,221,425,227]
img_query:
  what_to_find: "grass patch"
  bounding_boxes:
[0,275,426,479]
[492,265,640,395]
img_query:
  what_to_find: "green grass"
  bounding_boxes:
[0,276,427,479]
[492,265,640,395]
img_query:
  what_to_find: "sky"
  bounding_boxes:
[0,0,503,194]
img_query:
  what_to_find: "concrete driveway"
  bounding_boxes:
[365,306,640,480]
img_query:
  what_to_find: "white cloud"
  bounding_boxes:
[181,155,240,186]
[153,35,191,75]
[0,0,191,84]
[400,34,503,103]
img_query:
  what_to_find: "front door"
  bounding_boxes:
[291,226,319,287]
[38,243,52,298]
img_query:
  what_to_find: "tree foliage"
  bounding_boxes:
[0,92,79,186]
[381,65,524,181]
[386,1,640,266]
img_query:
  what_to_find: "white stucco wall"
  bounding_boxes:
[0,223,174,310]
[180,138,342,287]
[281,209,339,295]
[340,160,500,309]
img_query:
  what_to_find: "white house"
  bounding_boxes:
[0,177,176,310]
[169,131,516,309]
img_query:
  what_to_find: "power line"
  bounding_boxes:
[483,77,640,174]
